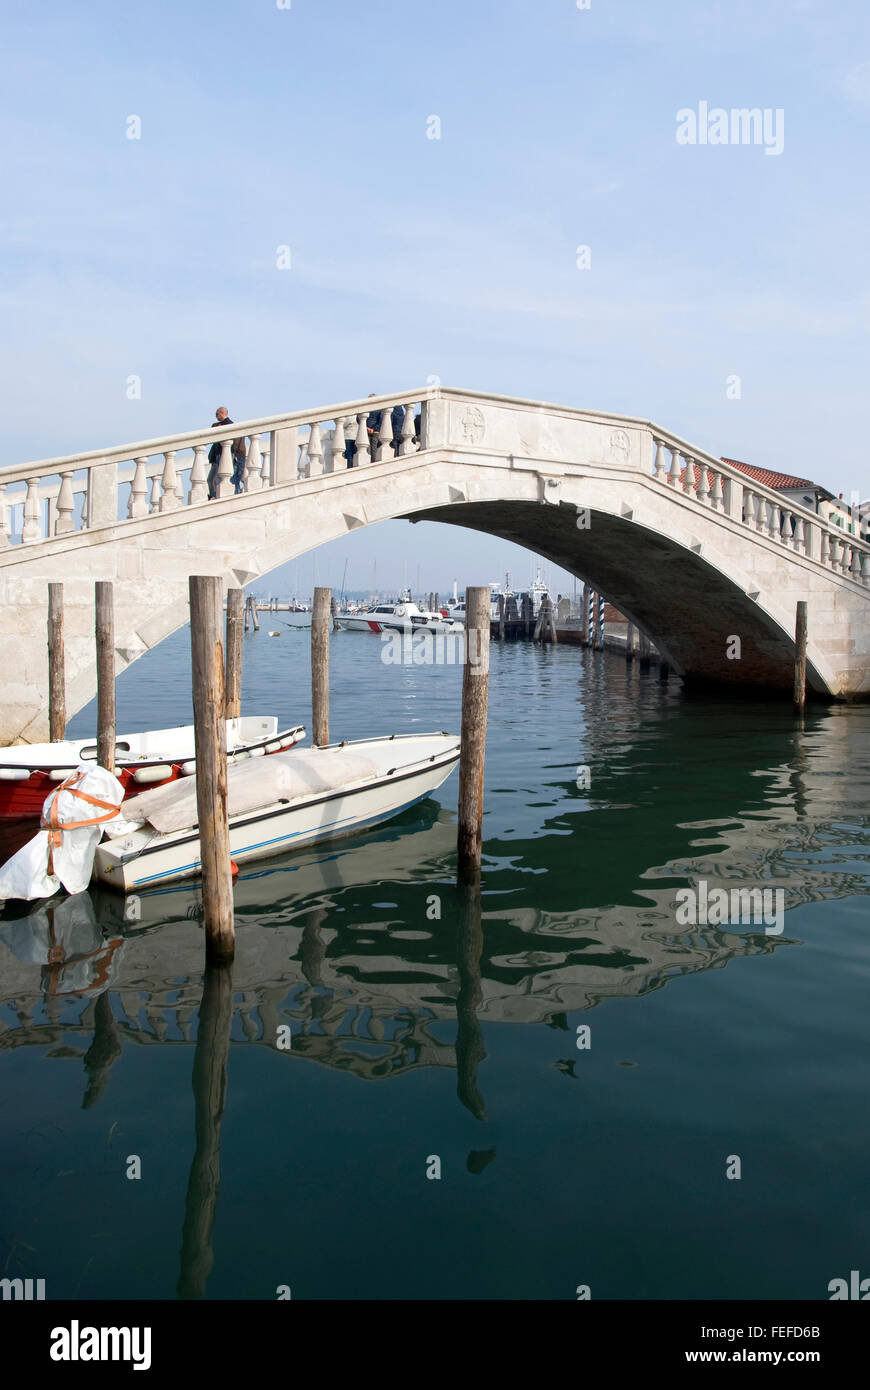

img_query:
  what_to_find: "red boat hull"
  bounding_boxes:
[0,764,178,823]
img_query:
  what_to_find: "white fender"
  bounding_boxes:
[132,764,174,785]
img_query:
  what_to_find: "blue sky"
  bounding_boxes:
[2,0,868,593]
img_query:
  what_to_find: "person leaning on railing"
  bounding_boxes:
[207,406,247,497]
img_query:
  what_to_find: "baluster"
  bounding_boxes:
[742,490,755,526]
[216,439,234,498]
[850,547,863,582]
[355,413,370,467]
[792,517,805,555]
[819,530,830,566]
[128,457,149,517]
[330,417,348,471]
[710,471,724,512]
[55,471,76,533]
[307,423,323,478]
[0,484,9,546]
[376,408,393,462]
[697,463,710,504]
[767,501,780,540]
[399,405,416,457]
[245,434,262,491]
[259,439,271,487]
[147,473,160,513]
[861,552,870,587]
[188,445,208,504]
[159,450,180,512]
[668,446,682,487]
[840,538,851,575]
[652,437,668,481]
[682,455,696,497]
[755,496,768,534]
[22,477,42,543]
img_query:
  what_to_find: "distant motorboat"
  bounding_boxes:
[335,601,464,635]
[94,732,461,890]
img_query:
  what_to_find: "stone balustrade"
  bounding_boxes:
[0,393,426,546]
[1,390,867,591]
[649,434,870,588]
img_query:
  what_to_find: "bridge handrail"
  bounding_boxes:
[0,386,438,482]
[0,385,866,577]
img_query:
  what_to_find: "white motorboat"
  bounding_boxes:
[335,601,464,635]
[94,732,461,890]
[0,718,305,822]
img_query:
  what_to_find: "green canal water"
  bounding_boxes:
[1,619,868,1300]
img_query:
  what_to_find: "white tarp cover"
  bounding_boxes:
[121,748,380,835]
[0,766,131,902]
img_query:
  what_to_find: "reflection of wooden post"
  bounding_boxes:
[311,587,331,747]
[794,600,807,712]
[224,588,244,719]
[95,582,116,773]
[300,909,328,988]
[178,962,233,1299]
[458,587,490,881]
[455,877,486,1120]
[48,583,65,741]
[190,576,234,963]
[625,622,635,664]
[82,990,122,1109]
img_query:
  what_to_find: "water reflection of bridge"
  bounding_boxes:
[1,800,866,1088]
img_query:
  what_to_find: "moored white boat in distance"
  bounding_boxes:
[94,732,461,891]
[0,718,305,822]
[335,601,464,635]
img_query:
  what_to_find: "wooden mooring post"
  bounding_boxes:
[457,586,490,881]
[311,587,331,747]
[794,600,807,712]
[534,594,557,644]
[224,588,244,720]
[95,582,116,774]
[497,592,505,640]
[189,575,234,963]
[243,595,259,633]
[47,583,65,742]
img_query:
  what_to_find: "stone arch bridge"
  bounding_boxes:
[1,386,868,743]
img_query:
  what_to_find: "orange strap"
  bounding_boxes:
[41,772,122,875]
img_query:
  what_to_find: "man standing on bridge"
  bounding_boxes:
[207,406,247,497]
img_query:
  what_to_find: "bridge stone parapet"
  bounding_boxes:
[1,387,868,742]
